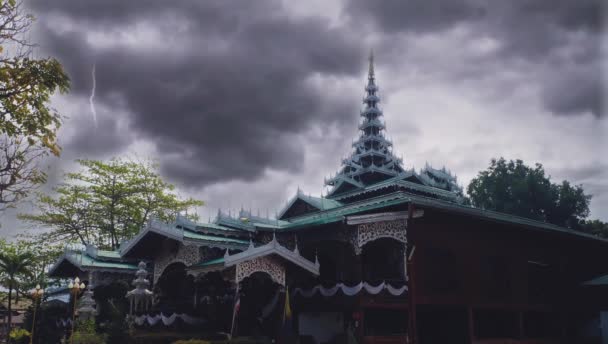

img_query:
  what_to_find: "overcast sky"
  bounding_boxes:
[2,0,606,236]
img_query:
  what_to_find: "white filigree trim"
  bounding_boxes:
[356,219,407,251]
[154,244,200,283]
[236,256,285,286]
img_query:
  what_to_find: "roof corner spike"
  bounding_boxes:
[224,248,230,258]
[368,48,375,79]
[248,239,254,250]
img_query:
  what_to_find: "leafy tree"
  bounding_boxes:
[21,158,203,249]
[0,0,70,210]
[467,158,591,229]
[0,240,34,336]
[580,219,608,238]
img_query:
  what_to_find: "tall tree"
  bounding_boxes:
[467,158,591,229]
[21,158,203,249]
[580,219,608,239]
[0,240,34,336]
[0,0,70,210]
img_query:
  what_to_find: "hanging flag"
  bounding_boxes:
[230,286,241,338]
[279,287,295,343]
[283,287,292,323]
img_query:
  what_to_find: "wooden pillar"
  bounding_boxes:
[467,307,475,344]
[407,202,418,344]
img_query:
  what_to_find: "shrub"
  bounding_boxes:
[8,328,30,344]
[70,332,106,344]
[172,338,271,344]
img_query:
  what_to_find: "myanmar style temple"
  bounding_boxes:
[48,55,608,344]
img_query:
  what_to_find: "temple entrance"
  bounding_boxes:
[361,238,406,284]
[237,272,282,338]
[154,262,195,314]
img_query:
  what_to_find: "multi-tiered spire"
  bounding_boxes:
[325,51,405,196]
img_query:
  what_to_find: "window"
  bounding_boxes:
[480,256,511,300]
[473,309,519,339]
[362,238,405,283]
[364,308,408,336]
[423,247,459,294]
[527,261,555,304]
[523,311,558,338]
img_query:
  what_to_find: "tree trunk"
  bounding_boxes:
[6,285,12,343]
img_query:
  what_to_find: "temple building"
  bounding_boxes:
[48,53,608,344]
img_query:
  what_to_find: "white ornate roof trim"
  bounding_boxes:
[345,210,424,225]
[119,217,183,257]
[224,235,319,276]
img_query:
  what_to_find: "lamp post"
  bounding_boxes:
[29,284,44,344]
[67,278,85,344]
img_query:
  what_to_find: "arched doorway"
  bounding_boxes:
[154,262,195,314]
[237,272,282,338]
[194,271,234,332]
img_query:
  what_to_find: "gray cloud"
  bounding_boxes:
[345,0,604,118]
[11,0,603,228]
[30,0,364,186]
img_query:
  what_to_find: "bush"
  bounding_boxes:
[70,332,106,344]
[8,328,30,344]
[172,338,271,344]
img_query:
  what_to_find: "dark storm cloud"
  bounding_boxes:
[29,0,364,186]
[63,107,133,158]
[346,0,604,118]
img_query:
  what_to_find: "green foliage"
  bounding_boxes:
[77,318,97,334]
[0,57,69,154]
[91,287,131,344]
[580,219,608,238]
[172,339,271,344]
[0,0,70,209]
[71,316,105,344]
[8,328,30,344]
[0,239,35,331]
[0,0,70,155]
[24,302,67,344]
[70,332,106,344]
[467,158,591,229]
[21,158,203,249]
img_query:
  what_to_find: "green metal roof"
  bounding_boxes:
[183,229,249,245]
[56,251,138,273]
[278,191,343,220]
[298,193,342,210]
[405,193,608,242]
[583,274,608,286]
[329,173,460,202]
[272,192,410,231]
[96,250,122,259]
[190,257,225,268]
[258,190,608,244]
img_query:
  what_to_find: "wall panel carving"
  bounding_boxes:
[236,256,285,286]
[353,219,407,255]
[153,244,200,283]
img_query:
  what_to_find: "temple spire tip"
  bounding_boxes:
[368,49,375,78]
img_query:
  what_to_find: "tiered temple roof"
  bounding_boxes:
[322,52,463,205]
